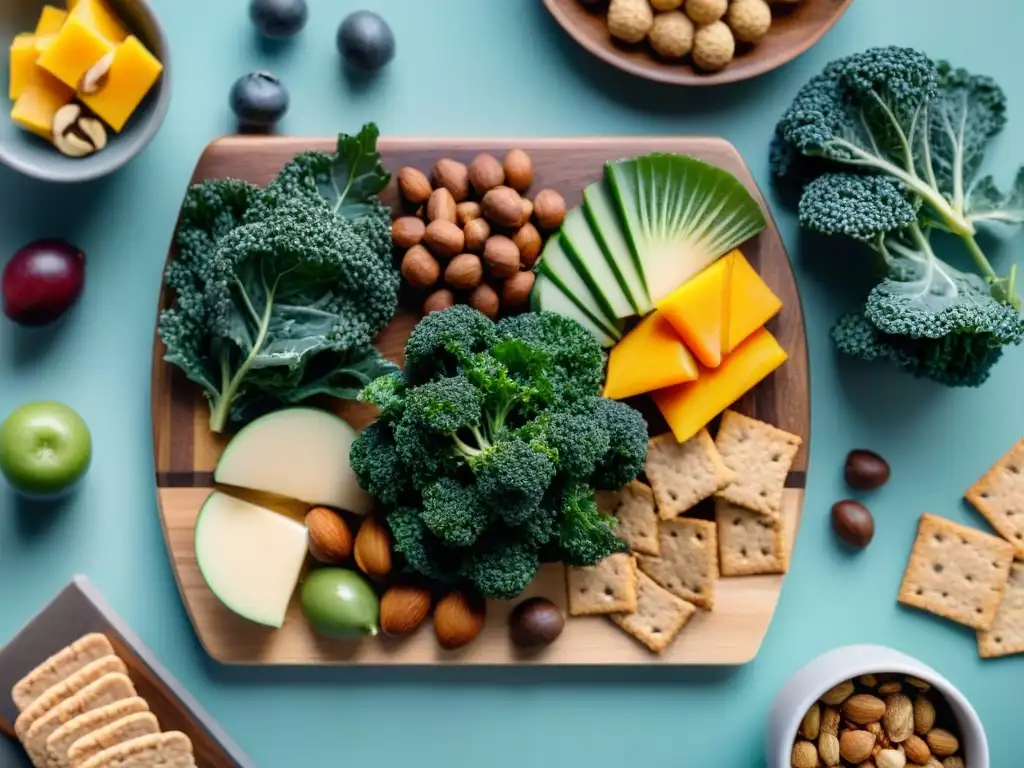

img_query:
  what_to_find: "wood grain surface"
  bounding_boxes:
[151,136,810,665]
[544,0,855,87]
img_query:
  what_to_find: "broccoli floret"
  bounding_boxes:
[472,437,557,525]
[421,478,492,547]
[542,411,611,484]
[582,397,648,490]
[404,305,498,384]
[392,417,463,489]
[387,506,461,584]
[359,370,407,422]
[557,486,629,567]
[349,421,409,506]
[514,489,561,548]
[462,535,540,601]
[403,376,483,435]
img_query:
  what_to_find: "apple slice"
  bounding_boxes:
[213,407,373,515]
[194,491,308,628]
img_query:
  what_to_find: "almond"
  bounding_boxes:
[925,730,958,758]
[904,677,930,691]
[468,153,505,195]
[800,703,821,740]
[380,585,432,636]
[423,220,465,259]
[859,674,879,688]
[840,730,877,764]
[791,740,817,768]
[501,271,535,308]
[427,187,457,224]
[819,732,840,766]
[941,758,964,768]
[401,245,441,288]
[392,216,426,249]
[821,680,856,706]
[463,218,491,253]
[879,682,904,695]
[433,158,470,202]
[883,694,914,743]
[913,696,936,735]
[876,749,907,768]
[512,223,542,268]
[482,186,525,228]
[445,253,483,290]
[434,590,485,649]
[398,167,432,204]
[503,149,533,192]
[821,706,842,736]
[903,735,931,764]
[468,283,500,320]
[305,507,353,564]
[532,188,567,230]
[354,516,392,578]
[843,694,886,725]
[456,201,482,226]
[423,289,455,315]
[483,235,520,279]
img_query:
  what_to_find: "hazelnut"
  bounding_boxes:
[401,245,441,288]
[533,189,567,231]
[512,223,543,267]
[423,220,465,259]
[469,283,500,319]
[482,186,525,228]
[432,158,470,202]
[423,289,456,315]
[427,187,457,224]
[456,201,482,226]
[502,270,535,308]
[392,217,426,249]
[434,590,486,650]
[520,197,534,226]
[483,235,521,279]
[503,149,533,193]
[398,167,432,204]
[445,254,483,289]
[468,153,506,195]
[463,218,491,253]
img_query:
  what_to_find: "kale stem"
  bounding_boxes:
[234,278,261,326]
[868,92,915,172]
[961,234,998,282]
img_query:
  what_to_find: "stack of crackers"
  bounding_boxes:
[9,633,196,768]
[566,410,803,654]
[898,438,1024,659]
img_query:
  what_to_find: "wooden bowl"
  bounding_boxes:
[544,0,855,86]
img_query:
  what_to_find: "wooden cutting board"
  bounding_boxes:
[151,136,810,665]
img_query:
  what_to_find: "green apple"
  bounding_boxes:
[0,402,92,497]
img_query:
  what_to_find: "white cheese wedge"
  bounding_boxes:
[194,491,309,628]
[213,407,373,515]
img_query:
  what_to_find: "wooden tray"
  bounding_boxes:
[0,576,254,768]
[151,136,810,665]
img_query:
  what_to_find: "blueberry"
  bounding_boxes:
[230,72,289,130]
[337,11,395,72]
[250,0,308,39]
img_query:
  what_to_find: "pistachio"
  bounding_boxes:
[77,117,108,151]
[78,52,115,94]
[50,104,107,158]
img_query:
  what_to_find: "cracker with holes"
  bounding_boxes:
[715,500,788,576]
[566,553,638,616]
[978,562,1024,659]
[897,513,1015,631]
[965,438,1024,557]
[611,571,697,653]
[714,410,802,519]
[637,519,717,609]
[645,430,734,520]
[597,481,659,556]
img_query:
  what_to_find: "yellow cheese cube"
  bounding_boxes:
[68,0,80,8]
[81,36,162,132]
[651,328,788,444]
[656,250,783,369]
[35,6,69,36]
[603,312,699,401]
[35,35,57,54]
[37,15,114,91]
[70,0,128,43]
[9,35,39,102]
[10,69,74,137]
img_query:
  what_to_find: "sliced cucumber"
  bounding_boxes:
[582,180,652,314]
[531,273,620,348]
[537,236,621,336]
[560,207,635,321]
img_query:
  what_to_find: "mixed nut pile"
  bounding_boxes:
[393,149,566,318]
[793,674,967,768]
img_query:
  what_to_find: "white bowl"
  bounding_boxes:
[768,645,988,768]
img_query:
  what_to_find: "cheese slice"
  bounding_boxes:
[603,312,698,400]
[656,250,782,369]
[194,492,309,628]
[652,327,788,443]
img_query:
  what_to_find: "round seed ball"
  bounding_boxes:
[650,0,683,9]
[607,0,654,44]
[468,283,500,319]
[503,149,533,193]
[691,20,735,71]
[423,289,455,315]
[725,0,772,44]
[684,0,727,25]
[648,11,694,59]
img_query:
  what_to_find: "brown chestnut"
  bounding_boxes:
[844,449,890,490]
[831,500,874,549]
[509,597,564,648]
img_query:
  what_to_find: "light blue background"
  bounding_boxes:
[2,0,1022,765]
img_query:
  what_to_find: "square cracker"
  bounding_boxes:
[965,439,1024,557]
[637,518,718,609]
[611,571,697,653]
[23,674,137,768]
[716,499,788,576]
[76,732,194,768]
[66,712,161,768]
[898,513,1015,631]
[566,553,638,616]
[15,656,127,740]
[714,410,802,518]
[12,634,114,713]
[47,698,151,768]
[597,481,660,556]
[645,430,735,520]
[978,562,1024,659]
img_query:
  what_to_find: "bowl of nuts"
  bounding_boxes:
[769,645,987,768]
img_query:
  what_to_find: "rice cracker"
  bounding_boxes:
[12,634,114,712]
[47,698,151,768]
[15,656,128,740]
[611,571,697,653]
[566,553,638,616]
[77,732,195,768]
[715,499,789,576]
[66,712,161,768]
[637,518,718,609]
[596,481,660,556]
[645,430,734,520]
[965,438,1024,557]
[714,410,802,519]
[23,674,137,768]
[978,562,1024,659]
[898,513,1014,631]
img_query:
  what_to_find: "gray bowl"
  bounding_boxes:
[0,0,170,183]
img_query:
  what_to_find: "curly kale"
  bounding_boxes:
[348,421,409,507]
[462,536,541,601]
[421,478,492,548]
[772,47,1024,386]
[558,486,629,568]
[158,124,399,430]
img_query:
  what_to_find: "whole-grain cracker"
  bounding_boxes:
[965,438,1024,556]
[645,430,734,520]
[47,698,151,768]
[15,656,127,740]
[637,518,717,609]
[714,410,802,518]
[715,499,788,576]
[77,732,195,768]
[12,634,115,713]
[66,712,160,768]
[596,481,660,556]
[566,553,638,616]
[978,561,1024,658]
[611,571,697,653]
